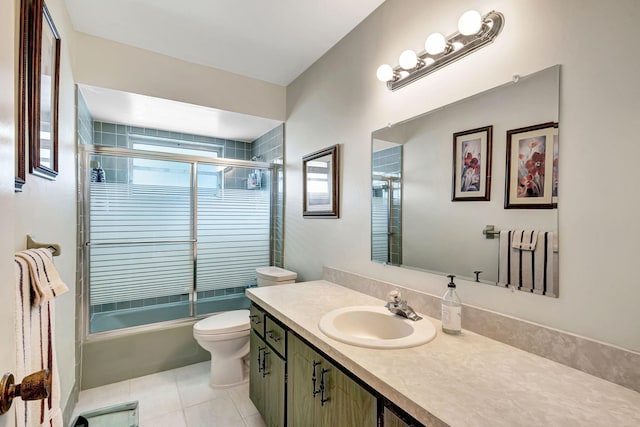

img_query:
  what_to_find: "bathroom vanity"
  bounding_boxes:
[247,281,640,426]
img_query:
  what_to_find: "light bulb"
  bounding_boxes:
[452,41,464,51]
[458,10,483,36]
[425,33,446,55]
[424,57,435,66]
[376,64,394,82]
[398,50,418,70]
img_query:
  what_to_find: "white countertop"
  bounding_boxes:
[247,281,640,427]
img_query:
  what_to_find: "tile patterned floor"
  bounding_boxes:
[72,362,266,427]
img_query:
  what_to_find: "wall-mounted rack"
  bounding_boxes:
[26,235,61,256]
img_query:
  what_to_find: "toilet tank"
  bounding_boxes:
[256,266,297,287]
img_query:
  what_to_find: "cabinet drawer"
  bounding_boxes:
[265,316,286,357]
[249,304,265,337]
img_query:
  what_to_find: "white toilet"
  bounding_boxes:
[193,266,297,388]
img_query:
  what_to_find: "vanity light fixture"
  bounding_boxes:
[377,10,504,91]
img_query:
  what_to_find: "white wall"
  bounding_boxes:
[0,0,77,424]
[0,0,18,424]
[73,33,287,122]
[285,0,640,352]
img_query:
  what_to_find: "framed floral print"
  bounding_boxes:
[505,122,558,209]
[452,125,492,201]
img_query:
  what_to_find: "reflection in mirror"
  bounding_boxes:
[371,65,560,297]
[31,2,60,179]
[372,142,402,264]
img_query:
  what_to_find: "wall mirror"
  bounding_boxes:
[30,0,61,180]
[303,145,340,218]
[371,65,559,296]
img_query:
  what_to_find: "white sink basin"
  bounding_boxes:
[318,306,436,349]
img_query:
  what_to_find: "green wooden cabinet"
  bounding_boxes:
[287,333,376,427]
[250,303,425,427]
[250,329,285,427]
[384,406,421,427]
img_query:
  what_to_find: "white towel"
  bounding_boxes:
[499,230,556,295]
[15,257,33,427]
[542,231,558,298]
[14,253,65,427]
[511,229,538,251]
[498,230,511,287]
[15,249,68,306]
[534,231,558,297]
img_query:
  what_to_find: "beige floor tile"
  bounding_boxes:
[184,396,244,427]
[140,409,187,427]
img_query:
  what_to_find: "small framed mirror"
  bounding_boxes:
[30,0,61,180]
[303,145,340,218]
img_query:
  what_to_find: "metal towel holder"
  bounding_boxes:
[26,235,61,256]
[482,225,501,239]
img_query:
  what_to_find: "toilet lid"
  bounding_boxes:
[256,266,297,281]
[194,310,250,335]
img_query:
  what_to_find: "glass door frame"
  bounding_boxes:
[79,144,274,339]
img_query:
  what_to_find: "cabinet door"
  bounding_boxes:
[263,347,285,427]
[319,359,377,427]
[249,330,266,416]
[251,329,286,427]
[287,333,320,426]
[384,407,413,427]
[287,333,376,427]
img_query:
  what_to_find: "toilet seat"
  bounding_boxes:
[194,309,250,336]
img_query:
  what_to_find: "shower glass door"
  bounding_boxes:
[195,164,271,316]
[84,147,274,334]
[87,153,194,333]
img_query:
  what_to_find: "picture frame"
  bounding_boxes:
[29,0,61,180]
[505,122,558,209]
[303,145,340,218]
[452,125,493,201]
[15,0,30,191]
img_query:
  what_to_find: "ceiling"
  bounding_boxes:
[65,0,385,86]
[79,84,283,142]
[67,0,385,141]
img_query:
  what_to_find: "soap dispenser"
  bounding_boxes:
[441,275,462,335]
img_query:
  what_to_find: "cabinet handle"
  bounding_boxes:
[249,314,262,325]
[320,368,330,406]
[261,349,270,378]
[257,346,265,373]
[266,330,281,342]
[311,360,321,397]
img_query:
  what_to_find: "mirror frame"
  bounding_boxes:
[303,145,340,218]
[15,0,29,191]
[29,0,60,180]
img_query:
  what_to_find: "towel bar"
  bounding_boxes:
[482,225,500,239]
[26,235,61,256]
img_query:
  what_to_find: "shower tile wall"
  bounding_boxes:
[372,146,402,265]
[91,121,253,184]
[250,124,284,267]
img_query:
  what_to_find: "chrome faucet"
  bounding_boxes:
[384,290,422,321]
